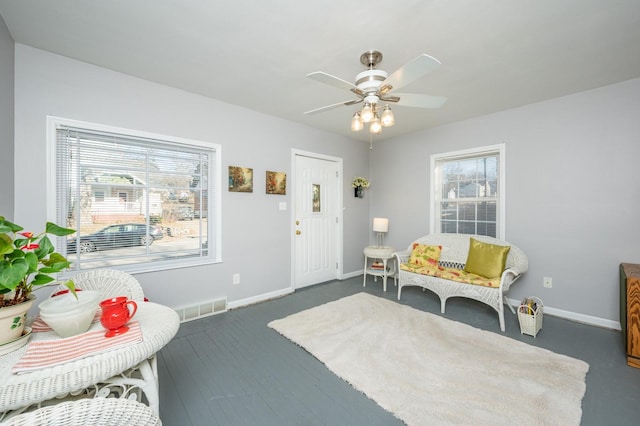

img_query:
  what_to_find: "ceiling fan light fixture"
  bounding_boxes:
[351,111,364,131]
[381,105,395,127]
[369,114,382,134]
[304,50,447,140]
[361,102,374,123]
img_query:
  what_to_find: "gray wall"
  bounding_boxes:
[0,14,14,220]
[13,44,371,310]
[11,41,639,327]
[369,78,640,326]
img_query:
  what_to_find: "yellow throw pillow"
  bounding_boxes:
[463,238,511,278]
[408,244,442,267]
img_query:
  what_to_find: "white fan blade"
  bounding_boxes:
[382,54,441,92]
[304,99,360,115]
[307,71,357,91]
[393,93,448,109]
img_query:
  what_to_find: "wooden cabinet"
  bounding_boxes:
[620,263,640,368]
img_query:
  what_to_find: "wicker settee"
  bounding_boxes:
[394,234,528,331]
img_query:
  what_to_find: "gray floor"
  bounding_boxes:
[158,277,640,425]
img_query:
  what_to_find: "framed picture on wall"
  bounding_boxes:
[266,171,286,195]
[228,166,253,192]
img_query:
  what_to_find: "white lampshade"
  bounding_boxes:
[380,105,395,127]
[373,217,389,233]
[361,102,374,123]
[369,113,382,134]
[351,111,364,131]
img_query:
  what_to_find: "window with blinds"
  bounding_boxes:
[431,144,505,239]
[49,117,220,273]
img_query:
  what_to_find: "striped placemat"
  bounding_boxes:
[12,321,143,374]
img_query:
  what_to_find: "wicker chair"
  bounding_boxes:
[3,398,161,425]
[52,269,146,302]
[48,270,160,414]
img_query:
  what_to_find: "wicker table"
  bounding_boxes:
[363,245,396,292]
[0,302,179,418]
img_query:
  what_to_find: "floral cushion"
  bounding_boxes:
[407,244,442,267]
[400,263,500,288]
[463,238,511,278]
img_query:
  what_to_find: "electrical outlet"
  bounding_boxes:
[543,276,552,288]
[233,273,240,285]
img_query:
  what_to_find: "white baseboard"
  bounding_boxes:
[227,278,622,331]
[228,273,363,310]
[505,297,621,330]
[228,271,364,309]
[342,269,363,280]
[228,287,294,310]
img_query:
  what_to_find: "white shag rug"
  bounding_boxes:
[268,292,589,426]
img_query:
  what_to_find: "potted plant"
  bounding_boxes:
[352,176,370,198]
[0,216,76,344]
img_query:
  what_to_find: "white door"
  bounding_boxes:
[292,151,342,288]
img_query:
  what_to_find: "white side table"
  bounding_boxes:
[363,246,396,292]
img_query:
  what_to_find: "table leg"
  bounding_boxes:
[363,255,368,287]
[382,258,388,292]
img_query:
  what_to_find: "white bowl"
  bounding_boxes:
[39,290,101,315]
[40,305,99,338]
[39,304,99,319]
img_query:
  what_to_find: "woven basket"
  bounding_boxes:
[518,296,543,338]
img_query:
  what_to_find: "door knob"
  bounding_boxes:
[295,220,300,225]
[296,230,301,235]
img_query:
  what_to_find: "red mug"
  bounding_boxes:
[100,296,137,338]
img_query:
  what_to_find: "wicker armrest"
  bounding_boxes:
[393,250,411,264]
[501,267,523,291]
[503,267,522,279]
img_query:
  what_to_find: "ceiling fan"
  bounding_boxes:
[304,50,447,134]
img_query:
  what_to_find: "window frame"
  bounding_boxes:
[429,143,505,239]
[46,116,222,276]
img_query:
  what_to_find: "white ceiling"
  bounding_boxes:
[1,0,640,142]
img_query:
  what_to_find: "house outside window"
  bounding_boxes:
[48,117,221,274]
[430,144,505,239]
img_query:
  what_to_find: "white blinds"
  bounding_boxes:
[434,148,501,238]
[54,123,216,272]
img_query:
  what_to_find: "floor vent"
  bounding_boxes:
[176,297,228,323]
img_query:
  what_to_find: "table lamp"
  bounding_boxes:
[373,217,389,248]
